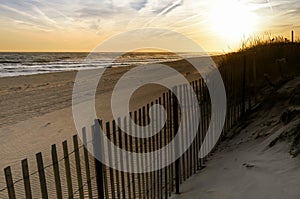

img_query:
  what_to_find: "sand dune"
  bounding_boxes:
[171,77,300,199]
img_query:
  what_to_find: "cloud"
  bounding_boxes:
[1,0,300,42]
[75,7,117,18]
[138,0,183,15]
[0,1,66,31]
[0,0,185,33]
[130,0,148,10]
[156,0,183,15]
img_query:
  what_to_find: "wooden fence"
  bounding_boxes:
[1,53,287,198]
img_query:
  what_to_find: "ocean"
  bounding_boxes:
[0,52,211,77]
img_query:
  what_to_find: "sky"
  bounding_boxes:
[0,0,300,52]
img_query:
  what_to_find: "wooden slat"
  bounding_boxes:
[82,127,93,199]
[134,111,142,199]
[63,140,73,199]
[199,79,205,166]
[147,103,153,199]
[163,93,169,199]
[142,106,149,199]
[194,80,201,170]
[118,117,126,199]
[36,152,48,199]
[150,102,156,198]
[22,159,32,199]
[204,78,209,161]
[187,84,193,177]
[112,120,121,199]
[172,86,180,195]
[159,97,163,199]
[124,116,132,199]
[4,166,16,199]
[93,120,106,199]
[242,54,246,115]
[129,112,136,199]
[180,85,186,182]
[194,81,198,173]
[51,144,63,199]
[106,122,116,199]
[138,108,146,199]
[168,90,174,195]
[155,100,160,198]
[73,135,84,199]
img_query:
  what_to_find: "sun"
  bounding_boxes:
[208,0,259,42]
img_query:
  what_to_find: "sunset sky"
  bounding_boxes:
[0,0,299,52]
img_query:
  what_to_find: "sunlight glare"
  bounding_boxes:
[208,0,259,42]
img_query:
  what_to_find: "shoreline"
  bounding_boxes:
[0,56,222,127]
[0,54,223,78]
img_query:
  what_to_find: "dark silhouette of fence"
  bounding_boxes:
[1,52,293,198]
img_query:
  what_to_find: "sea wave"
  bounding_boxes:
[0,52,208,77]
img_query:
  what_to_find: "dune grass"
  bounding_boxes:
[218,37,300,92]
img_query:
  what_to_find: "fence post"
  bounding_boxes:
[168,90,174,195]
[142,105,150,199]
[51,144,63,199]
[180,85,186,182]
[134,111,142,199]
[73,135,84,199]
[4,166,16,199]
[118,117,126,199]
[204,78,209,161]
[129,112,136,199]
[63,140,73,198]
[292,30,294,43]
[253,52,257,104]
[149,102,155,198]
[36,152,48,199]
[22,159,32,199]
[106,122,116,199]
[93,119,105,199]
[82,127,93,199]
[194,80,202,170]
[192,81,198,174]
[147,103,153,199]
[159,97,163,199]
[154,101,160,199]
[163,93,169,199]
[242,54,246,116]
[138,108,146,199]
[199,79,205,167]
[123,116,132,199]
[187,84,192,177]
[172,86,180,195]
[112,120,121,199]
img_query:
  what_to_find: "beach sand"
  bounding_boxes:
[1,56,299,198]
[0,58,206,190]
[171,77,300,199]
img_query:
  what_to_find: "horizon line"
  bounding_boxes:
[0,51,225,54]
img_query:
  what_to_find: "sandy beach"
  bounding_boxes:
[2,0,300,198]
[0,57,207,190]
[2,54,299,198]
